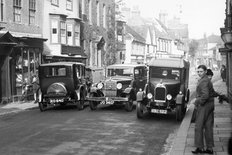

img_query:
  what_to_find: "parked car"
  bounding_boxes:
[87,64,147,111]
[136,57,190,121]
[38,62,88,111]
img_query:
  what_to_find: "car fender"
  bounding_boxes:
[124,87,133,94]
[136,91,145,102]
[176,94,184,105]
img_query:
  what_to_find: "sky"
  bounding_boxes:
[123,0,225,39]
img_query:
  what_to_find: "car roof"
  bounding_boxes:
[148,57,190,68]
[40,62,85,67]
[107,63,146,69]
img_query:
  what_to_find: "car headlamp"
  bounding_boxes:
[147,93,153,99]
[166,94,172,100]
[116,83,122,89]
[97,83,104,89]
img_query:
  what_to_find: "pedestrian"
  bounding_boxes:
[32,74,40,103]
[220,65,226,82]
[206,69,229,103]
[192,65,215,154]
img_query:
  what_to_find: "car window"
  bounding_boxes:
[107,67,133,77]
[150,67,180,80]
[44,66,67,77]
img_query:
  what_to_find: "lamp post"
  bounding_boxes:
[220,0,232,108]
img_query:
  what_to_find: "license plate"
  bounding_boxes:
[151,109,167,114]
[100,97,114,105]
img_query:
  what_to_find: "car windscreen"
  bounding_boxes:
[42,66,67,77]
[107,67,133,77]
[150,67,180,80]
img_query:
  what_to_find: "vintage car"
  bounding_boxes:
[38,62,88,111]
[87,64,147,111]
[136,57,190,121]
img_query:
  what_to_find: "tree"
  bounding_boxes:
[188,39,199,58]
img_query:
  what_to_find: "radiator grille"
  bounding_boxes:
[103,81,117,97]
[155,87,166,101]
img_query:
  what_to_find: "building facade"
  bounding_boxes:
[0,0,46,103]
[81,0,116,82]
[42,0,86,63]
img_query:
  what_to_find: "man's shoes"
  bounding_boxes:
[192,148,204,154]
[204,149,213,154]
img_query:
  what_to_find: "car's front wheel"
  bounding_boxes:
[89,93,99,110]
[124,95,134,112]
[136,101,146,118]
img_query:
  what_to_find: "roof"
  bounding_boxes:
[125,25,145,43]
[40,62,85,67]
[107,63,146,69]
[148,57,190,68]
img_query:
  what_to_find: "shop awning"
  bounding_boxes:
[0,31,17,45]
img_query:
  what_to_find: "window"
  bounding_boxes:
[88,0,92,24]
[60,21,66,44]
[13,0,21,22]
[67,24,73,45]
[29,0,36,24]
[102,4,106,28]
[81,0,85,14]
[66,0,72,10]
[0,0,3,21]
[51,0,59,6]
[51,20,58,43]
[74,24,80,46]
[96,1,100,26]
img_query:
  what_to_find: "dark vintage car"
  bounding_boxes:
[38,62,88,111]
[136,57,190,121]
[87,64,147,111]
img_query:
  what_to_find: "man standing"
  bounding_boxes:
[192,65,214,154]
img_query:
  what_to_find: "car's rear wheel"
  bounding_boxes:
[176,105,183,121]
[124,95,133,112]
[89,93,98,110]
[136,101,146,119]
[39,96,47,112]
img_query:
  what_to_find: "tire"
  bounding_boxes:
[76,94,84,110]
[124,95,133,112]
[89,93,98,110]
[136,101,146,119]
[176,105,183,121]
[39,99,47,112]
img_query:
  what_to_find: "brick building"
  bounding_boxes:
[0,0,46,103]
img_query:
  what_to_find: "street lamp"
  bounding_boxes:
[221,28,232,49]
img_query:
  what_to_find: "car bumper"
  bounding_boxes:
[87,96,129,102]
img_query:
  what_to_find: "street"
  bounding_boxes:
[0,71,220,155]
[0,105,180,155]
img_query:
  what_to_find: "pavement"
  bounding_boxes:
[170,80,232,155]
[0,100,38,116]
[0,75,231,155]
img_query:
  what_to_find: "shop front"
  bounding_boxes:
[0,32,46,104]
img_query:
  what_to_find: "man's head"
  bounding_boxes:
[206,69,214,80]
[197,65,207,78]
